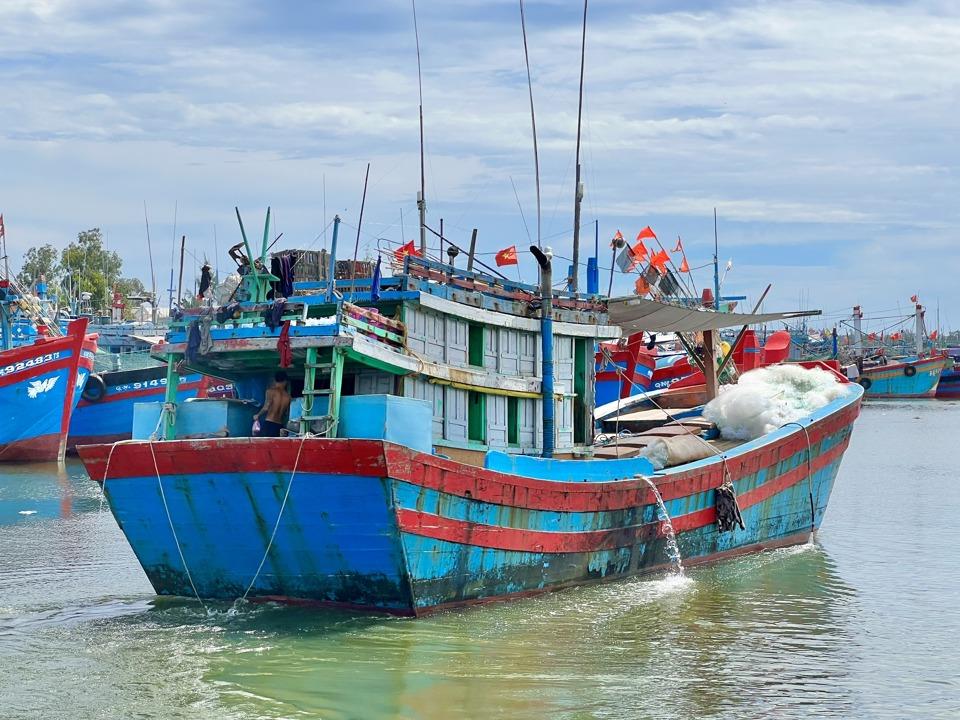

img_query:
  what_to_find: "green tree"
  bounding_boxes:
[60,228,123,314]
[17,244,61,288]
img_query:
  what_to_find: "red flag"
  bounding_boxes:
[671,237,690,272]
[650,249,669,272]
[910,294,918,303]
[495,245,518,267]
[634,276,650,296]
[867,332,877,340]
[610,230,625,248]
[393,240,421,262]
[636,226,657,242]
[633,240,648,262]
[930,330,938,340]
[890,331,902,341]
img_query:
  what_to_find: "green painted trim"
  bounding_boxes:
[163,353,179,441]
[468,390,486,443]
[343,347,408,375]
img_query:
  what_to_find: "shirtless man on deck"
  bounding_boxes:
[255,371,291,437]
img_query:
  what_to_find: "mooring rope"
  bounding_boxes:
[778,421,816,533]
[240,433,310,602]
[147,439,208,611]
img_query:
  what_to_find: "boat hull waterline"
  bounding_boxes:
[78,385,862,615]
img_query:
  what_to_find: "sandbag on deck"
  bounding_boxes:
[644,433,715,469]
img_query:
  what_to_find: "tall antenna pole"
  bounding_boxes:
[412,0,427,256]
[570,0,588,292]
[168,201,178,312]
[143,202,158,324]
[349,162,371,298]
[713,207,721,310]
[519,0,541,251]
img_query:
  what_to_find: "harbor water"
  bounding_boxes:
[1,402,958,719]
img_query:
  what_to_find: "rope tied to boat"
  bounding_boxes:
[238,432,311,603]
[779,421,816,533]
[148,439,208,612]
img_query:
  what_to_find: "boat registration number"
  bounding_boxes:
[0,352,62,377]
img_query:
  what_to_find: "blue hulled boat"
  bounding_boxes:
[78,214,863,615]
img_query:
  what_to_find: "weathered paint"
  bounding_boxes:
[78,382,862,615]
[68,371,207,450]
[935,367,960,399]
[0,319,94,462]
[860,355,946,398]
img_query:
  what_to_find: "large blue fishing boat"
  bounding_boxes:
[1,276,97,462]
[78,214,863,615]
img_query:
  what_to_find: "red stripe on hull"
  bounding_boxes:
[0,433,65,462]
[78,402,859,515]
[397,439,849,552]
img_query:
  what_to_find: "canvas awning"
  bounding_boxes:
[607,296,820,334]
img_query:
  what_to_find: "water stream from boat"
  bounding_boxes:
[642,475,685,574]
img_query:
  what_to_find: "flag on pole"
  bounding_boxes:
[910,294,918,303]
[616,245,640,272]
[495,245,518,267]
[671,236,690,273]
[634,276,650,296]
[930,330,938,341]
[633,240,649,263]
[393,240,421,262]
[636,226,657,242]
[650,249,669,273]
[610,230,625,248]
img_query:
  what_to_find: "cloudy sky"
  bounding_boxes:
[1,0,958,330]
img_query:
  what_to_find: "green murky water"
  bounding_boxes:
[1,402,958,719]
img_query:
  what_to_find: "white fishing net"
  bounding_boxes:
[703,364,847,441]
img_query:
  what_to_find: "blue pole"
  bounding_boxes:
[327,215,341,302]
[531,245,554,458]
[832,327,838,359]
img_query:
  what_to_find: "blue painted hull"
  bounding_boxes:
[68,370,208,449]
[0,320,93,462]
[860,355,946,398]
[80,383,862,615]
[935,368,960,399]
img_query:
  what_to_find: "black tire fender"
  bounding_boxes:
[81,373,106,402]
[858,377,872,390]
[904,365,917,377]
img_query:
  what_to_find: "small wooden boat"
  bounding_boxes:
[77,215,863,615]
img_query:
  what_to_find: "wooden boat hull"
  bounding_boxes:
[859,355,946,398]
[78,384,862,615]
[0,319,95,463]
[935,368,960,399]
[67,370,232,450]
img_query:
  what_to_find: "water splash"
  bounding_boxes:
[642,477,685,575]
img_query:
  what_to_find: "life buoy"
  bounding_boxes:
[81,373,106,402]
[858,377,872,390]
[904,365,917,377]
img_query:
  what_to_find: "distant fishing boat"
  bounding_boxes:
[846,303,947,398]
[597,327,792,405]
[935,349,960,399]
[1,276,97,462]
[67,351,233,450]
[77,214,862,615]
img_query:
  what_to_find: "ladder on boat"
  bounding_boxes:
[300,346,345,437]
